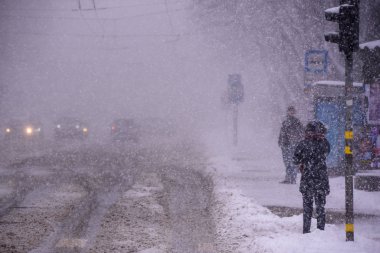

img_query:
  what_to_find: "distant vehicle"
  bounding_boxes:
[111,119,139,143]
[54,117,89,140]
[3,119,43,140]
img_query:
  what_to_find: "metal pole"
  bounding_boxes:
[344,51,354,241]
[233,103,238,146]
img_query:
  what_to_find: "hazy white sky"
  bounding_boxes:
[0,0,276,141]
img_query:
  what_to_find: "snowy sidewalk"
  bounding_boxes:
[208,151,380,253]
[210,154,380,216]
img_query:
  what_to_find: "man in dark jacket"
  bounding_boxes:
[278,106,304,184]
[293,121,330,234]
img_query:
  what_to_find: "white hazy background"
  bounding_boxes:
[2,0,378,151]
[0,0,277,150]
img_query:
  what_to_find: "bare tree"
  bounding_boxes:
[192,0,380,117]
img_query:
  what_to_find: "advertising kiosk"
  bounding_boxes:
[307,80,367,174]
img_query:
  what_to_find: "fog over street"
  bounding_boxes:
[1,1,380,253]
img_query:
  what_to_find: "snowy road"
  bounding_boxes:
[0,141,215,253]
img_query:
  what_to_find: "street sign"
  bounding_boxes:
[304,50,328,87]
[227,74,244,104]
[226,74,244,146]
[305,50,328,73]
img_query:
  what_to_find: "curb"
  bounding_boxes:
[266,205,380,224]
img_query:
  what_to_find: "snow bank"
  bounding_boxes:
[209,157,380,253]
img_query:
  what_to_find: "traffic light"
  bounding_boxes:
[324,0,359,54]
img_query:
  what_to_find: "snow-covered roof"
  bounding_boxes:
[360,40,380,50]
[312,80,363,87]
[356,170,380,177]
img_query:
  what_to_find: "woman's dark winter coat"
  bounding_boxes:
[293,137,331,195]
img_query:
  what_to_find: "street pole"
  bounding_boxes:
[227,73,243,147]
[324,0,359,241]
[344,51,354,241]
[233,103,238,146]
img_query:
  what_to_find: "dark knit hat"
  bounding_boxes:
[305,121,327,135]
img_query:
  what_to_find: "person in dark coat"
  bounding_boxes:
[293,121,330,234]
[278,106,304,184]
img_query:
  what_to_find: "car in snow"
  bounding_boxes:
[111,118,139,143]
[3,119,43,140]
[54,117,89,140]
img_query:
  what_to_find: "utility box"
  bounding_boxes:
[306,80,367,174]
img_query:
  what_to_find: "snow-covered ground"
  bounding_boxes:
[208,151,380,253]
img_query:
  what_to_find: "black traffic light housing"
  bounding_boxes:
[324,0,359,54]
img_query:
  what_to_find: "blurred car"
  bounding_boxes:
[54,117,89,140]
[3,119,43,140]
[111,119,139,143]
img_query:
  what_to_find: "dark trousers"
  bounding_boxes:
[302,191,326,233]
[281,146,297,183]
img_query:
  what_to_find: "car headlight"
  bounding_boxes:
[25,127,33,135]
[5,128,11,133]
[83,128,88,133]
